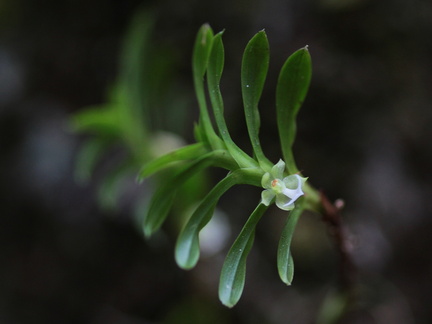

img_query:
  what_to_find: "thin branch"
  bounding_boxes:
[319,192,357,290]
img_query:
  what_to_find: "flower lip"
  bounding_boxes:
[280,174,304,207]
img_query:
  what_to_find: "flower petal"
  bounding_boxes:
[261,189,275,206]
[282,188,303,207]
[275,193,295,211]
[283,174,303,189]
[261,172,272,189]
[271,159,285,180]
[281,187,299,198]
[280,174,306,210]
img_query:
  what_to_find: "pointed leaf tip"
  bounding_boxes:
[253,29,268,41]
[240,29,271,168]
[276,46,312,173]
[201,23,211,32]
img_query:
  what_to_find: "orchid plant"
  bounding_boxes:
[138,24,324,308]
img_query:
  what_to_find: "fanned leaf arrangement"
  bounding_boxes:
[72,9,207,216]
[138,24,321,307]
[71,9,158,210]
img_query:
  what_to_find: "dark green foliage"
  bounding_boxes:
[138,24,317,307]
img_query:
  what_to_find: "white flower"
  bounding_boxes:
[261,160,307,211]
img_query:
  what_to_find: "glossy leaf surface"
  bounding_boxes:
[277,197,304,284]
[219,203,268,307]
[241,31,271,169]
[276,47,311,173]
[207,32,258,169]
[143,153,217,238]
[192,24,222,149]
[175,168,262,269]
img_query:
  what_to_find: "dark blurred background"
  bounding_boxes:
[1,0,432,323]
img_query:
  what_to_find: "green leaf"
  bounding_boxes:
[97,160,135,211]
[219,203,268,307]
[143,185,176,238]
[207,32,258,169]
[192,24,223,150]
[74,138,111,184]
[175,168,262,270]
[116,10,156,160]
[137,143,207,181]
[118,8,154,123]
[241,30,272,170]
[277,197,304,285]
[71,105,120,137]
[143,149,239,237]
[276,47,312,173]
[193,24,215,79]
[143,153,217,238]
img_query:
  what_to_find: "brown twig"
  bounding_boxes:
[319,191,357,290]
